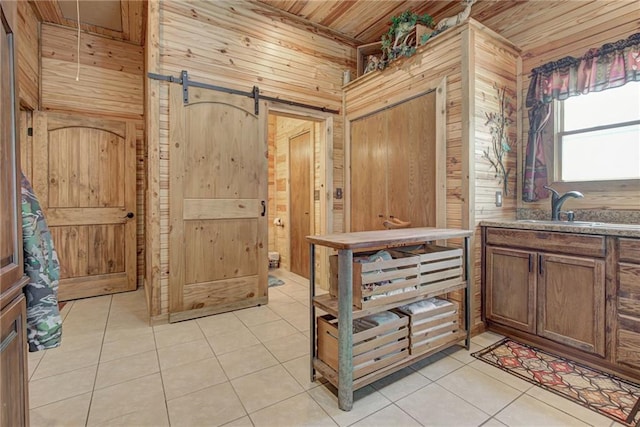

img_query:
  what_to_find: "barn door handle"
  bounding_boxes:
[125,212,135,219]
[261,201,266,217]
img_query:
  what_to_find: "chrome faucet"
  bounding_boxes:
[543,185,584,221]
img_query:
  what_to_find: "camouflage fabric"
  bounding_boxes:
[21,173,62,352]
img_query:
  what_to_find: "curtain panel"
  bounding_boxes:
[523,32,640,202]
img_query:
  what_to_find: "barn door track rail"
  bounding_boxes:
[148,70,339,115]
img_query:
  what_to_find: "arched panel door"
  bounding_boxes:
[33,113,137,300]
[168,85,268,322]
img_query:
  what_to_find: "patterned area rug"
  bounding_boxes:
[473,338,640,426]
[268,275,284,287]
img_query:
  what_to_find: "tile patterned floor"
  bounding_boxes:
[28,269,623,427]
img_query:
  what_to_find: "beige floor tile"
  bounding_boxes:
[206,327,259,355]
[481,418,508,427]
[95,349,159,389]
[99,331,156,362]
[218,343,279,379]
[103,323,154,344]
[105,310,150,330]
[32,344,101,380]
[29,365,97,409]
[95,403,170,427]
[267,288,297,303]
[162,357,228,400]
[370,367,431,402]
[471,331,505,349]
[350,404,421,427]
[157,338,214,371]
[235,305,282,326]
[412,351,465,380]
[61,316,108,336]
[250,393,337,427]
[29,392,91,427]
[283,355,326,390]
[222,416,254,427]
[263,331,308,362]
[197,312,249,337]
[468,359,533,392]
[397,382,490,426]
[51,331,104,353]
[309,385,392,427]
[249,319,298,342]
[153,319,204,349]
[87,373,166,426]
[436,365,522,415]
[443,342,483,364]
[58,300,74,322]
[269,300,308,319]
[28,350,45,380]
[527,385,614,427]
[167,382,246,427]
[231,364,304,413]
[495,393,589,426]
[285,312,312,332]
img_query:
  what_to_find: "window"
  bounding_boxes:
[556,81,640,182]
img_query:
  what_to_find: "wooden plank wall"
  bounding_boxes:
[154,0,353,314]
[37,23,146,289]
[517,4,640,211]
[40,24,144,117]
[17,1,39,110]
[470,27,520,332]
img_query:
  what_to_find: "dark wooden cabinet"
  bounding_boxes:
[615,238,640,370]
[1,1,29,425]
[537,253,605,357]
[485,246,536,333]
[483,227,606,357]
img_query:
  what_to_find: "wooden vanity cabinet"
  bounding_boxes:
[615,237,640,370]
[483,228,606,357]
[484,246,536,334]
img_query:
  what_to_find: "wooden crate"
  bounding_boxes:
[392,245,464,291]
[317,314,409,380]
[396,300,459,355]
[329,245,464,309]
[329,251,421,309]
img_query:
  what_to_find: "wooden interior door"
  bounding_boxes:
[350,113,387,231]
[386,91,436,227]
[289,131,312,279]
[32,112,137,301]
[169,85,268,322]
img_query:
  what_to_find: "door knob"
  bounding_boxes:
[125,212,135,219]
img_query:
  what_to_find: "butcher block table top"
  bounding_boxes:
[306,227,473,250]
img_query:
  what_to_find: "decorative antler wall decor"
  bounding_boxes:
[482,85,515,196]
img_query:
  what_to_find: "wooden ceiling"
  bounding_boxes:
[30,0,146,44]
[255,0,529,45]
[28,0,638,51]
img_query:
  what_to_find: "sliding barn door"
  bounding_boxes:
[169,85,268,322]
[33,112,137,301]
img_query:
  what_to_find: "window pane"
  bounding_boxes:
[563,82,640,131]
[561,124,640,181]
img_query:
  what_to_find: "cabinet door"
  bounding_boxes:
[350,113,387,231]
[0,294,28,427]
[485,246,536,333]
[386,91,436,228]
[537,253,605,356]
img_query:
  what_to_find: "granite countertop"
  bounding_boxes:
[480,220,640,238]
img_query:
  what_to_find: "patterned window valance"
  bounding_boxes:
[523,32,640,202]
[526,32,640,108]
